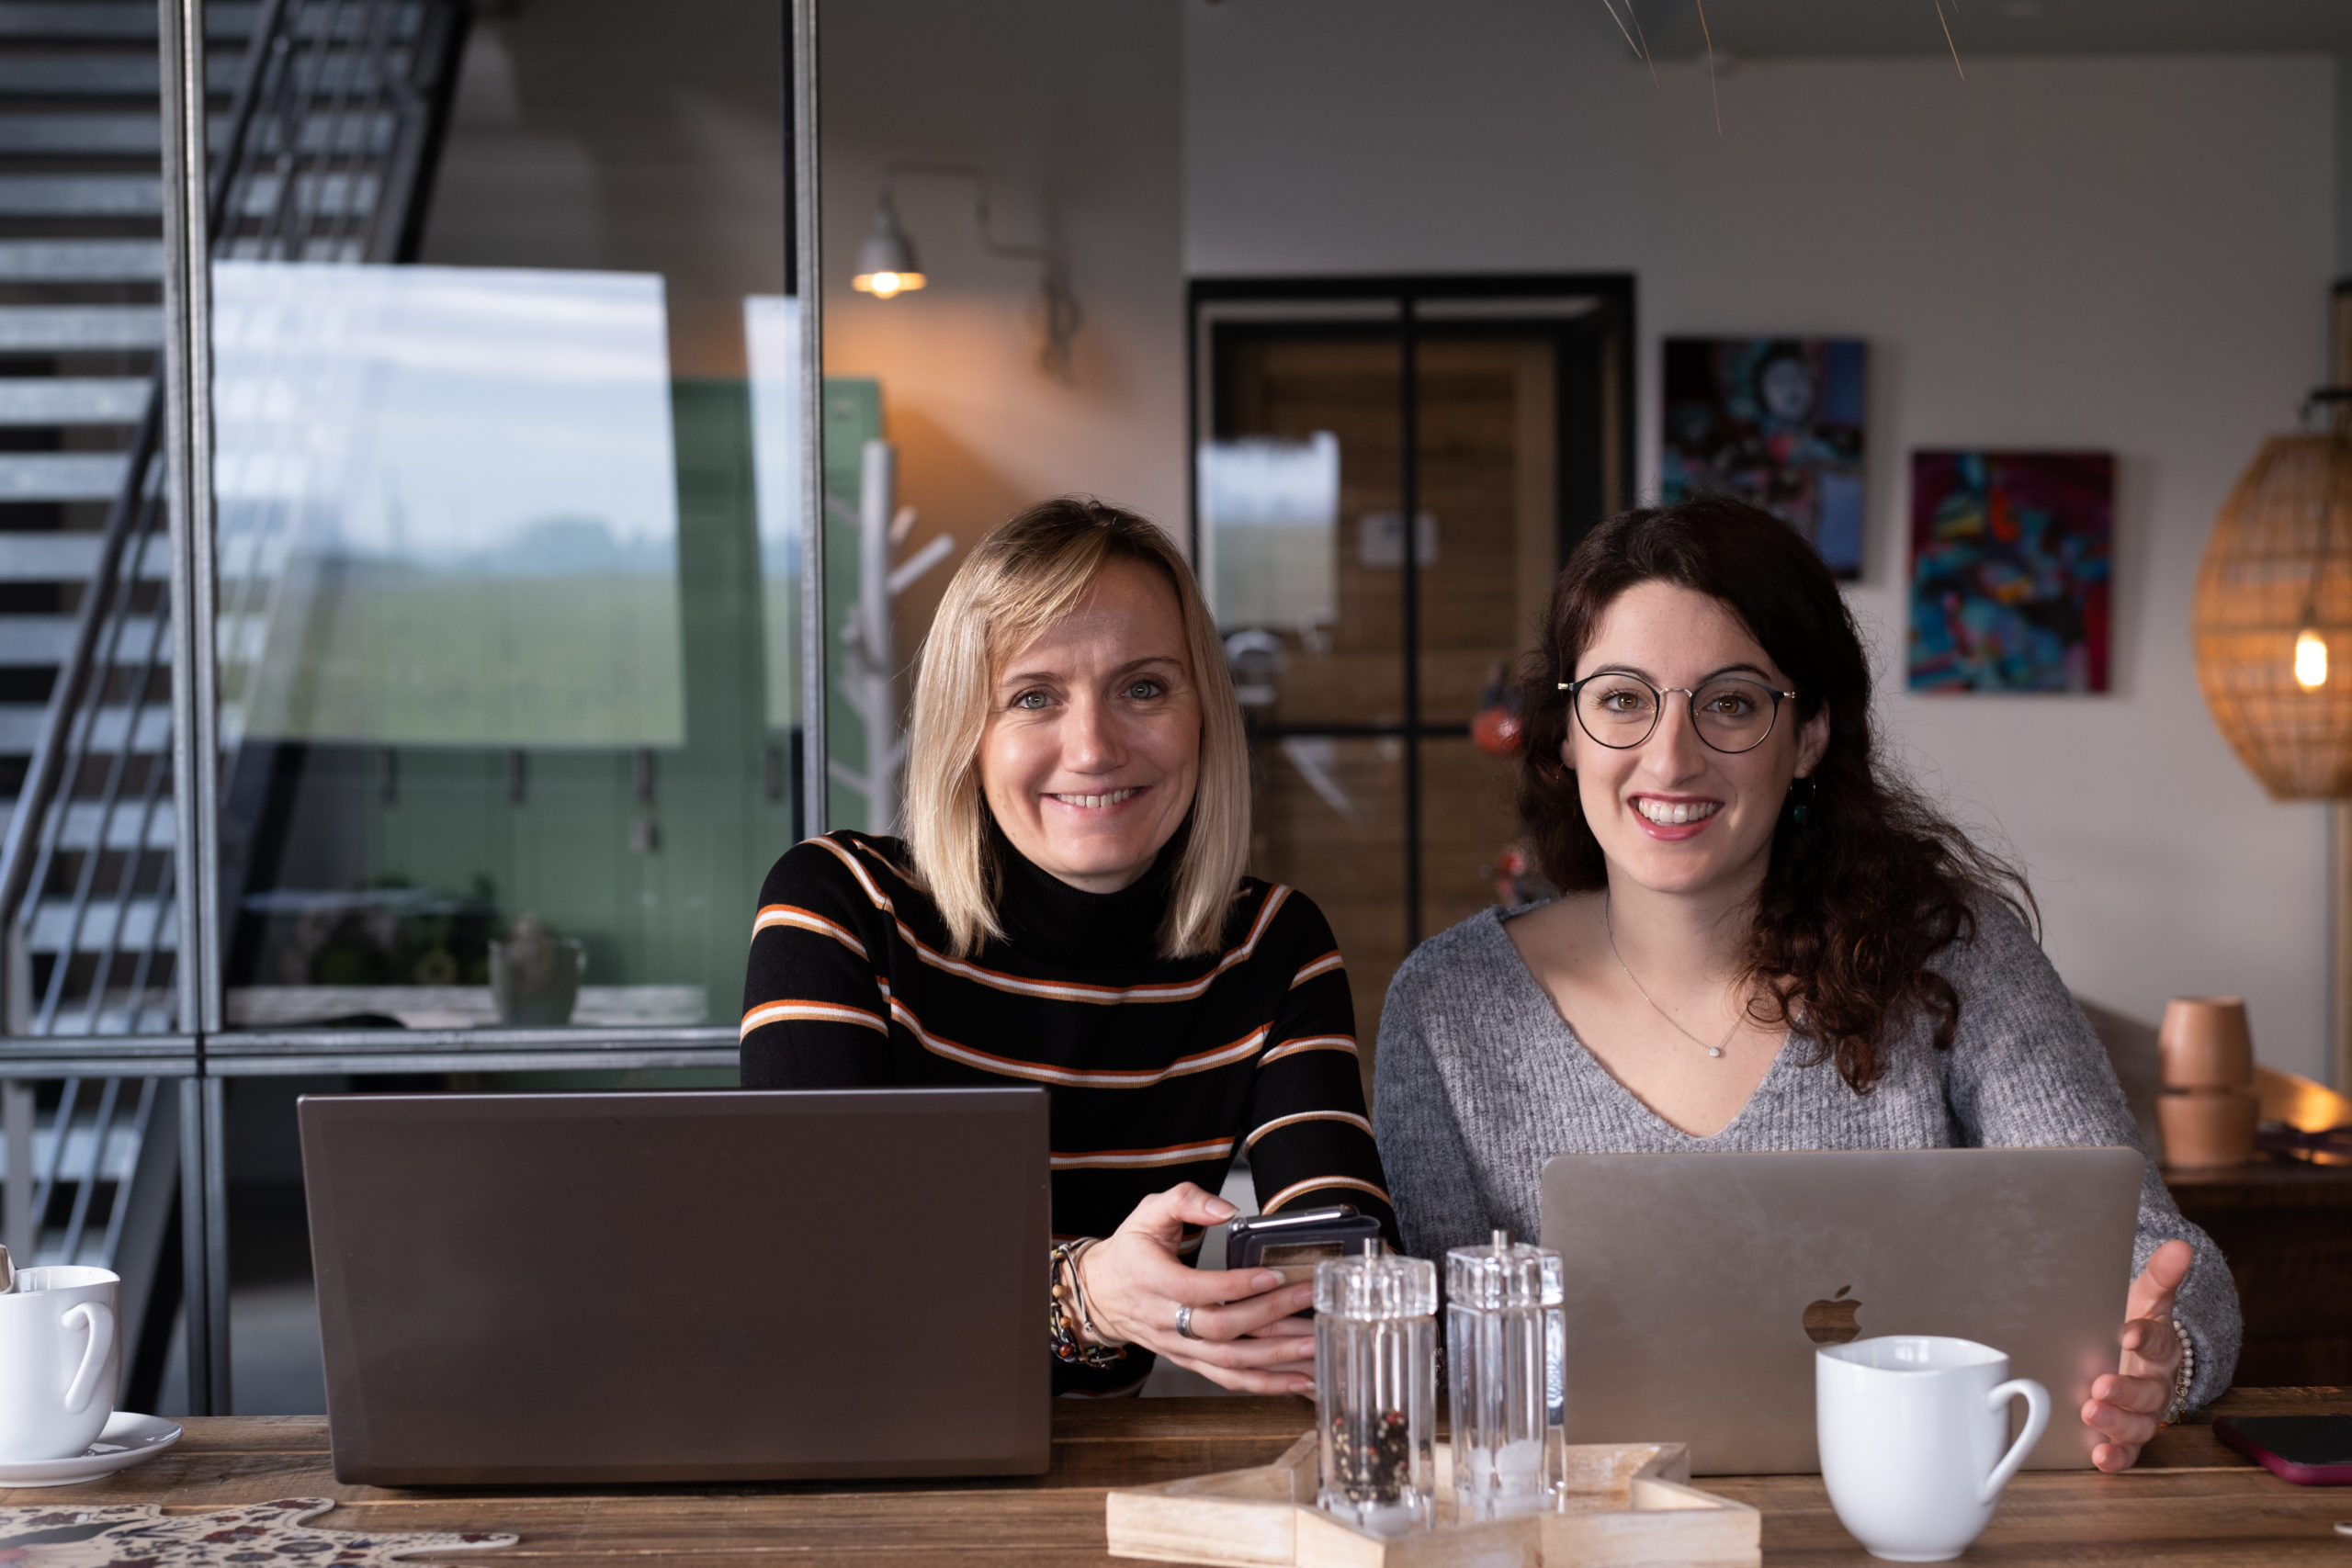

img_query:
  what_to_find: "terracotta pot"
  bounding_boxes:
[2157,996,2254,1089]
[2157,1088,2258,1169]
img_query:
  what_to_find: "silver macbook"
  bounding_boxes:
[300,1087,1051,1484]
[1539,1146,2143,1474]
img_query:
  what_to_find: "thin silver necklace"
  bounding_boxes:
[1603,895,1739,1059]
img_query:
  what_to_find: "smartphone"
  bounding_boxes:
[1226,1204,1384,1289]
[2213,1416,2352,1484]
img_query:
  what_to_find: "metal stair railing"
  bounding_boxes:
[0,0,466,1416]
[0,0,463,1038]
[0,0,293,1039]
[18,1074,170,1267]
[208,0,466,964]
[0,0,298,1396]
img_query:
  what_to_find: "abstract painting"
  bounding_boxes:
[1661,337,1867,577]
[1907,450,2113,693]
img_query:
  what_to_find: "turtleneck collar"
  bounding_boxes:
[989,818,1181,970]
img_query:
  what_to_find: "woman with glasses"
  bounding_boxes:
[1373,495,2238,1471]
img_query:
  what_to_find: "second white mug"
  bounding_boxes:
[0,1264,120,1462]
[1816,1335,2050,1562]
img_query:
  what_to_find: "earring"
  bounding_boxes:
[1789,776,1817,826]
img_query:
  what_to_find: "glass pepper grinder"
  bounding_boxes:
[1445,1228,1566,1521]
[1315,1239,1438,1535]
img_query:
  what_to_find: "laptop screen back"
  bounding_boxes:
[1540,1145,2142,1474]
[300,1087,1050,1484]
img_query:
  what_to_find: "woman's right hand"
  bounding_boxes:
[1076,1182,1318,1394]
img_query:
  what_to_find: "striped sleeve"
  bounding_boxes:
[740,838,893,1088]
[1243,899,1398,1246]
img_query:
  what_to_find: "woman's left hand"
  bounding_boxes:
[2082,1238,2192,1472]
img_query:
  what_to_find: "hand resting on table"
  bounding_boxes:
[1075,1182,1317,1394]
[2083,1237,2193,1472]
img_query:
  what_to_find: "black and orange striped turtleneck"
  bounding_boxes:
[739,828,1396,1390]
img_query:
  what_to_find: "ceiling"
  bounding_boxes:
[1623,0,2352,61]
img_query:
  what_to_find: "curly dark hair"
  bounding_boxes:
[1518,495,2032,1094]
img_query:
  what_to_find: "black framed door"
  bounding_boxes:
[1188,276,1634,1074]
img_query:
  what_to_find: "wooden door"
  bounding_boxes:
[1205,323,1586,1084]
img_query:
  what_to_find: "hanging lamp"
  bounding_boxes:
[2191,411,2352,799]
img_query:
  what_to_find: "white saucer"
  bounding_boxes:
[0,1413,182,1487]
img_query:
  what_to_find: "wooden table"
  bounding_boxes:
[9,1389,2346,1566]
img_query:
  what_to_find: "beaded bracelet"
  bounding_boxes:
[2161,1314,2195,1426]
[1072,1239,1130,1346]
[1048,1239,1127,1370]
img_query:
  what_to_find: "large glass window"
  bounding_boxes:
[180,0,797,1416]
[0,0,214,1422]
[212,1,796,1037]
[0,0,1627,1418]
[815,0,1189,840]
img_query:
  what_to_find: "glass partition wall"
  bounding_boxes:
[4,0,1634,1416]
[0,0,820,1416]
[213,3,798,1041]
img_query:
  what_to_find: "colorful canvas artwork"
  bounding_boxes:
[1907,450,2113,693]
[1661,337,1868,577]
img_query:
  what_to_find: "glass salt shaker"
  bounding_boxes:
[1445,1229,1566,1521]
[1315,1240,1438,1535]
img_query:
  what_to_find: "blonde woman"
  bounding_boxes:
[741,497,1392,1394]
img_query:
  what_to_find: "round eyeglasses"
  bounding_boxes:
[1557,672,1798,755]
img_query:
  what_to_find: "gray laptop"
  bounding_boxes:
[300,1087,1051,1484]
[1539,1146,2143,1474]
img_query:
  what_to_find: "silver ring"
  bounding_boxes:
[1174,1303,1200,1341]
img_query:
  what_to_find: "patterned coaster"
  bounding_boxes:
[0,1497,517,1564]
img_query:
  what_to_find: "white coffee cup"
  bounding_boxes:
[0,1265,120,1461]
[1816,1335,2050,1562]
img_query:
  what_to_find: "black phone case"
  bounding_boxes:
[1227,1212,1383,1275]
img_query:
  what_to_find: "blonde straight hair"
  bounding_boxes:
[904,497,1250,959]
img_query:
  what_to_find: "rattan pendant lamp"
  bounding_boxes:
[2192,405,2352,799]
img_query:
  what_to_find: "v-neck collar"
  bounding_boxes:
[1486,903,1797,1145]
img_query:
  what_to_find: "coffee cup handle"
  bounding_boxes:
[60,1302,114,1416]
[1977,1377,2051,1505]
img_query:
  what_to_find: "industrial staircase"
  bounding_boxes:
[0,1,180,1039]
[0,0,465,1366]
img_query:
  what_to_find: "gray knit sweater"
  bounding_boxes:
[1371,898,2242,1409]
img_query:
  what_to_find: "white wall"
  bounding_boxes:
[1186,3,2339,1079]
[819,0,1187,649]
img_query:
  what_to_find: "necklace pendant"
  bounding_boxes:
[1708,1046,1724,1058]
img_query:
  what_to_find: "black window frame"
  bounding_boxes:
[1186,273,1636,947]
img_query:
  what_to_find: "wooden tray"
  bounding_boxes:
[1106,1432,1759,1567]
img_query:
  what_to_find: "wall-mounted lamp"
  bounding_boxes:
[848,162,1081,380]
[850,194,925,299]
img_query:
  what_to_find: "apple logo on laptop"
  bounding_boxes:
[1803,1285,1863,1344]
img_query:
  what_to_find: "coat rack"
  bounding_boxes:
[828,439,954,834]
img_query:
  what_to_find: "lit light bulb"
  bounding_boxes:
[2295,627,2328,690]
[851,269,926,299]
